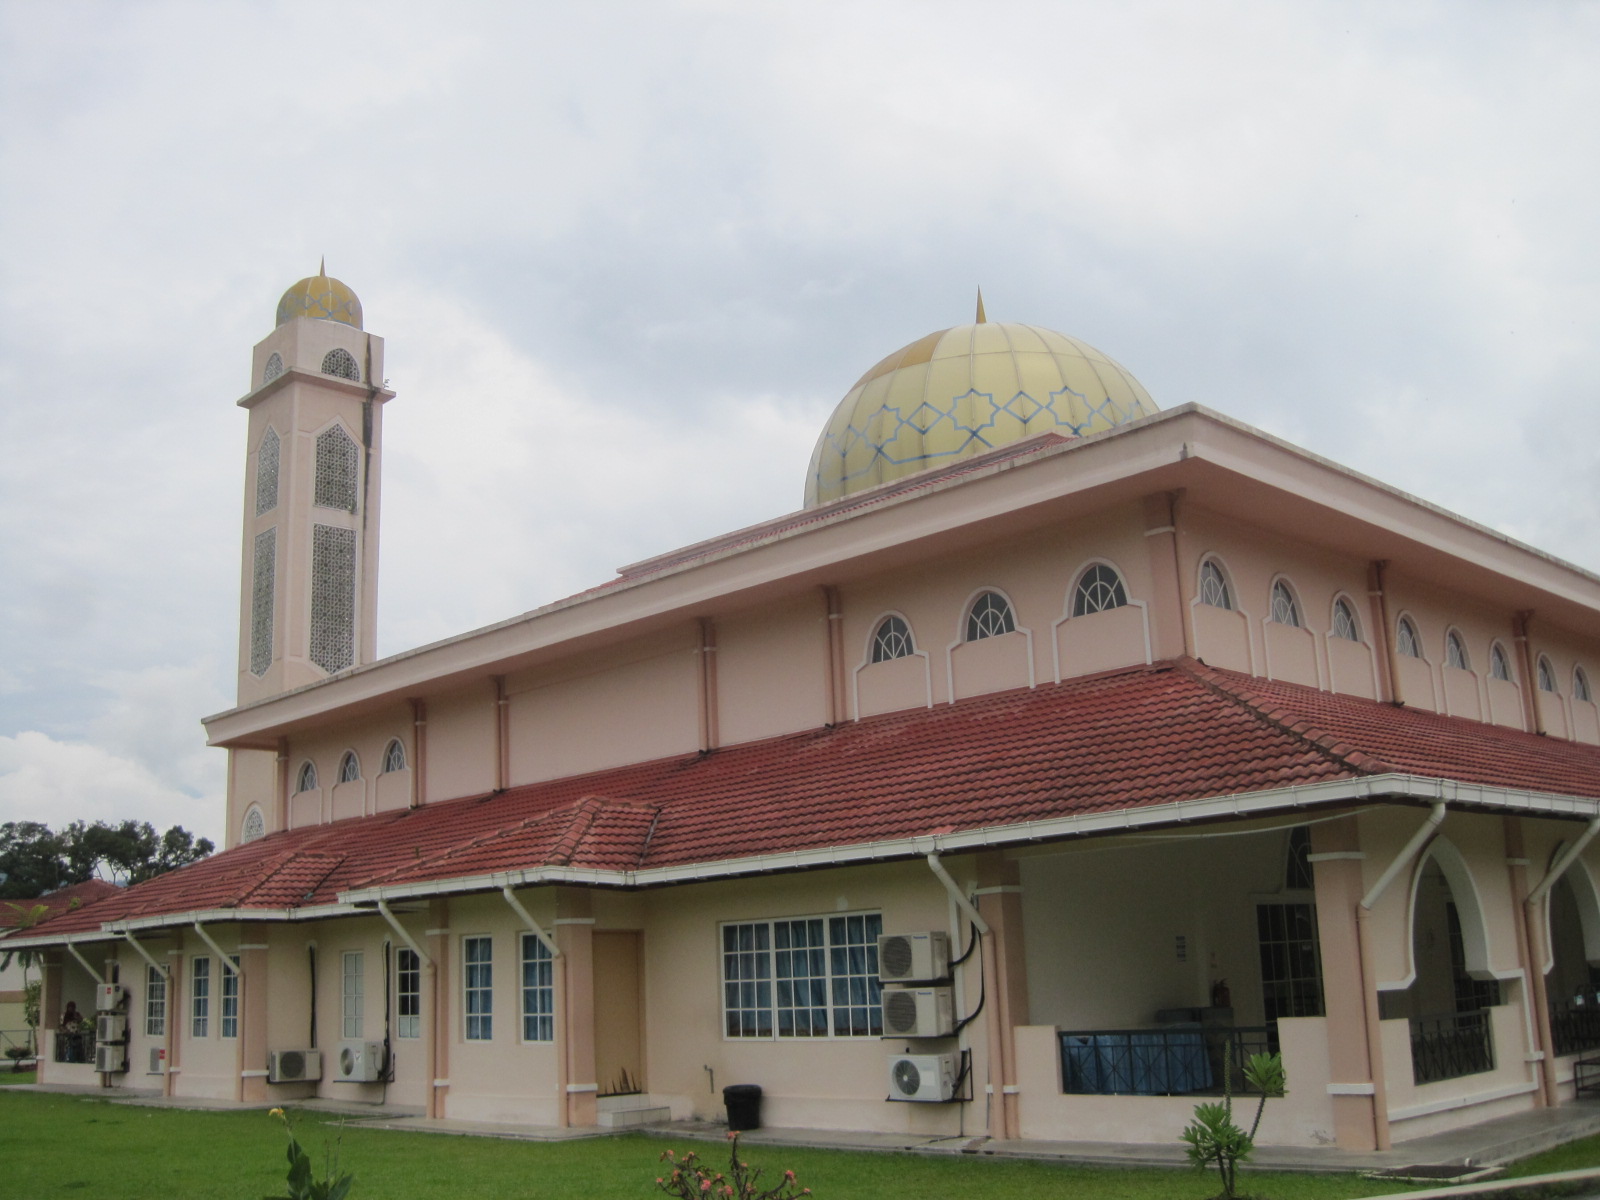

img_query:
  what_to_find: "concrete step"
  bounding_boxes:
[597,1104,673,1129]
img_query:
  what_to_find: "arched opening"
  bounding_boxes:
[1546,861,1600,1057]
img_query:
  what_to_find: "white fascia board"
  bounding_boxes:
[336,774,1600,906]
[5,904,361,949]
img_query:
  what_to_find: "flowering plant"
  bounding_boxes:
[266,1107,355,1200]
[657,1133,811,1200]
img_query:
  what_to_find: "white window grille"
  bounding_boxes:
[255,428,280,515]
[221,956,240,1039]
[464,936,492,1040]
[191,956,211,1038]
[1577,668,1593,704]
[1270,580,1302,627]
[965,591,1015,642]
[263,352,285,384]
[342,951,364,1039]
[721,912,883,1039]
[310,524,357,673]
[338,751,360,784]
[521,934,554,1042]
[241,807,265,844]
[1332,598,1360,642]
[396,948,421,1039]
[1396,617,1423,659]
[1490,644,1512,682]
[321,347,361,381]
[1538,656,1558,694]
[145,965,166,1038]
[870,616,914,663]
[1446,632,1470,671]
[295,761,318,793]
[1072,564,1128,616]
[381,739,407,773]
[1199,560,1233,610]
[250,528,276,676]
[314,426,359,511]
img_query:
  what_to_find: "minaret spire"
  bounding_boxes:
[319,255,327,277]
[975,287,987,324]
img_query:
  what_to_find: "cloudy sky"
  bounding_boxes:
[2,1,1598,849]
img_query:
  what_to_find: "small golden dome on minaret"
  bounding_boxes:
[275,258,363,329]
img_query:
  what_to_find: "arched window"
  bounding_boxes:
[1332,598,1361,642]
[321,347,361,381]
[263,352,285,384]
[295,761,318,793]
[1538,656,1558,694]
[1072,564,1128,616]
[1269,580,1302,627]
[255,427,280,516]
[241,807,266,844]
[1198,560,1233,611]
[870,616,915,663]
[1396,617,1423,659]
[1576,668,1593,704]
[965,591,1016,642]
[381,739,407,773]
[314,425,359,511]
[338,751,360,784]
[1445,631,1470,671]
[1490,643,1512,682]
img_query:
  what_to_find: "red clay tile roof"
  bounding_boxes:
[24,659,1600,938]
[0,879,122,929]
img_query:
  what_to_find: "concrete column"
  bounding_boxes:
[427,899,449,1119]
[1309,816,1386,1150]
[556,887,597,1127]
[164,951,183,1098]
[1142,492,1189,660]
[976,852,1030,1141]
[39,956,61,1083]
[239,944,271,1103]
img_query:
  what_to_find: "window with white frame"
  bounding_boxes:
[1396,617,1423,659]
[342,951,364,1038]
[338,751,360,784]
[1538,656,1558,693]
[295,761,318,792]
[721,912,883,1039]
[521,934,554,1042]
[382,739,407,773]
[1072,564,1128,616]
[1445,631,1470,671]
[1577,668,1593,704]
[1332,598,1361,642]
[870,616,914,663]
[1199,560,1233,610]
[464,936,492,1040]
[145,965,166,1037]
[1490,643,1512,682]
[396,947,421,1039]
[221,956,240,1038]
[1269,580,1302,627]
[191,956,211,1037]
[964,592,1015,642]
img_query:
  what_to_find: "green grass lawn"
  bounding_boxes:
[3,1089,1592,1200]
[0,1067,36,1085]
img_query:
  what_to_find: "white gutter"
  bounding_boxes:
[64,939,105,986]
[1527,817,1600,906]
[122,933,167,978]
[374,900,432,968]
[192,922,242,979]
[1362,802,1447,911]
[500,884,561,958]
[926,853,989,936]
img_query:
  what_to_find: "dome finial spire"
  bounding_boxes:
[975,287,987,324]
[319,255,327,277]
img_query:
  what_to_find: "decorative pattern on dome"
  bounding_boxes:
[805,322,1156,507]
[276,267,363,329]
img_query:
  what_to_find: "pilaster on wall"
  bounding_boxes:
[239,945,271,1103]
[1142,492,1189,660]
[39,957,61,1084]
[556,887,597,1128]
[976,852,1029,1141]
[427,899,449,1119]
[1309,817,1386,1150]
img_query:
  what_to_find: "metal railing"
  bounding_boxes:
[1550,1001,1600,1059]
[52,1028,96,1065]
[1410,1010,1493,1085]
[1059,1026,1271,1096]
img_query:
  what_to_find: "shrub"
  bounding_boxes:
[267,1107,354,1200]
[1179,1047,1286,1199]
[657,1132,811,1200]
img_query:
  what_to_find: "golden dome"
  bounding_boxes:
[804,318,1157,507]
[275,262,363,329]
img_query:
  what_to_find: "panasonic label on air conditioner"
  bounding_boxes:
[886,1052,959,1102]
[880,984,955,1038]
[336,1040,384,1082]
[268,1048,322,1084]
[877,931,950,983]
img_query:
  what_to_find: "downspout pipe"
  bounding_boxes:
[926,853,990,936]
[64,939,105,987]
[192,922,242,981]
[1524,816,1600,1107]
[375,901,431,968]
[1354,801,1446,1152]
[500,884,562,958]
[122,933,166,978]
[927,854,1001,1134]
[1527,818,1600,908]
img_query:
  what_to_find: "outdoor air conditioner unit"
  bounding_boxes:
[336,1040,384,1083]
[877,931,950,983]
[97,983,125,1012]
[886,1052,959,1102]
[96,1012,128,1043]
[880,985,955,1038]
[95,1042,128,1074]
[148,1047,165,1075]
[267,1049,322,1084]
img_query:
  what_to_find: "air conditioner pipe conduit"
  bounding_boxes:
[1523,815,1600,1108]
[926,852,1008,1135]
[1354,800,1446,1151]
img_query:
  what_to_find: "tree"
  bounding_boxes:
[0,819,213,898]
[1,902,49,1053]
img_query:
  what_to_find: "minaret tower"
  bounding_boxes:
[235,265,394,705]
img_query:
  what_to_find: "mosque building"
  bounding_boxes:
[10,268,1600,1153]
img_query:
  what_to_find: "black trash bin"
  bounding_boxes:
[723,1083,763,1131]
